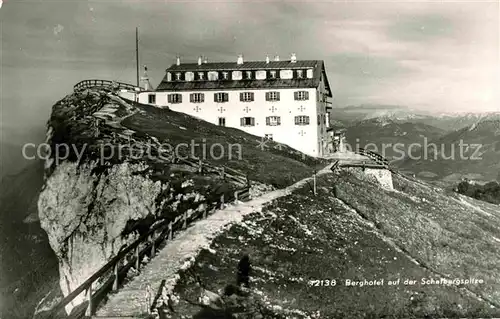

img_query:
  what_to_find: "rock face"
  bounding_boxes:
[36,89,245,315]
[38,161,163,313]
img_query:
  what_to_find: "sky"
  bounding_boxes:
[0,0,499,148]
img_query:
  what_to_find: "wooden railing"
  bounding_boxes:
[355,148,390,168]
[40,185,251,319]
[73,80,144,92]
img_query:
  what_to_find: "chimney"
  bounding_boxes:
[203,56,208,64]
[266,55,270,64]
[198,56,202,65]
[291,53,297,63]
[274,55,280,62]
[176,56,181,66]
[237,54,244,65]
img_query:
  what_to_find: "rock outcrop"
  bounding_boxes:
[37,88,243,314]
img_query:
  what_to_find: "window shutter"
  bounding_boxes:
[294,116,298,125]
[265,92,270,101]
[240,93,244,101]
[294,92,298,100]
[178,94,182,103]
[277,117,281,125]
[168,94,172,103]
[201,94,205,103]
[190,94,194,103]
[250,93,254,101]
[240,118,245,126]
[276,92,280,101]
[251,117,255,126]
[306,116,310,124]
[266,117,270,125]
[214,93,218,102]
[224,93,228,102]
[305,92,309,100]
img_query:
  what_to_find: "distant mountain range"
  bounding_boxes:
[335,104,500,184]
[333,104,500,132]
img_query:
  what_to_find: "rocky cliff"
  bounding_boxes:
[36,87,321,315]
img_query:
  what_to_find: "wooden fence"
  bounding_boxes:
[354,148,390,168]
[73,80,144,93]
[40,185,251,319]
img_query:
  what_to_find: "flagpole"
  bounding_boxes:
[136,27,139,87]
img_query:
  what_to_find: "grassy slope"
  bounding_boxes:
[122,102,326,188]
[172,171,500,318]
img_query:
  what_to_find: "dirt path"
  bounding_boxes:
[95,163,334,317]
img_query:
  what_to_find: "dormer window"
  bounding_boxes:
[208,71,219,81]
[185,72,194,82]
[198,72,205,80]
[270,70,277,79]
[222,72,229,80]
[297,70,303,79]
[175,72,181,81]
[167,72,172,82]
[256,70,266,80]
[245,71,252,79]
[232,71,242,80]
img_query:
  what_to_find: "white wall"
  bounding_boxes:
[138,88,323,157]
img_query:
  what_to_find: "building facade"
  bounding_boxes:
[136,54,333,157]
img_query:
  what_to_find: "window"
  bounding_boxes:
[190,93,204,103]
[240,117,255,127]
[167,72,172,82]
[306,69,314,78]
[167,93,182,104]
[280,69,293,79]
[270,70,277,79]
[208,71,219,81]
[214,92,229,103]
[175,73,181,81]
[297,70,303,78]
[294,91,309,101]
[222,72,229,80]
[295,115,310,125]
[266,116,281,126]
[232,71,242,80]
[218,117,226,126]
[256,70,266,80]
[264,134,273,141]
[198,72,205,80]
[148,94,156,104]
[265,91,280,102]
[240,92,254,102]
[185,72,194,82]
[317,115,321,125]
[245,71,252,79]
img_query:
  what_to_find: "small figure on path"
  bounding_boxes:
[236,254,251,288]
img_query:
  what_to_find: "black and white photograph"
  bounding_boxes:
[0,0,499,318]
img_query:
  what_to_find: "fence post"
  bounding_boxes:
[135,246,140,271]
[168,221,173,240]
[85,284,93,316]
[198,159,203,174]
[313,169,317,196]
[220,194,225,209]
[113,262,119,291]
[183,211,188,229]
[150,234,155,257]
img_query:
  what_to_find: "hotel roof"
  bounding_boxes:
[156,59,332,96]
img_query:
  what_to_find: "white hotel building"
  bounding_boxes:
[137,54,333,157]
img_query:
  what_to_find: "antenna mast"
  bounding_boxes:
[136,27,139,87]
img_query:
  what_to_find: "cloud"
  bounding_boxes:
[387,14,455,42]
